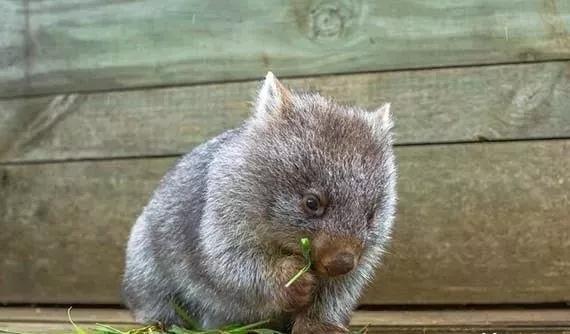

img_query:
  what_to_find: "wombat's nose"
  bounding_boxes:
[323,252,356,277]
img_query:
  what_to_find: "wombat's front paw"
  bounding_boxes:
[274,256,316,312]
[291,318,349,334]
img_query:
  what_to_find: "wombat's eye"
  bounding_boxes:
[304,194,320,211]
[301,193,325,216]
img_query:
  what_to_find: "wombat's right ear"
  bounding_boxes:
[255,72,292,115]
[373,102,394,133]
[367,102,394,139]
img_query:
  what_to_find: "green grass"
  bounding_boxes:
[285,237,312,288]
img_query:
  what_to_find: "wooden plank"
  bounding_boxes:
[0,141,569,305]
[3,322,569,334]
[0,322,140,334]
[0,308,133,324]
[1,0,569,98]
[1,311,570,334]
[2,324,570,334]
[1,309,570,334]
[2,61,570,163]
[352,310,570,327]
[0,322,104,333]
[362,328,570,334]
[3,307,570,327]
[0,0,25,89]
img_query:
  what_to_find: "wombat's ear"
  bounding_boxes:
[255,72,292,115]
[371,102,394,134]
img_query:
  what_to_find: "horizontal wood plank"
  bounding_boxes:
[1,0,570,97]
[352,310,570,327]
[3,323,569,334]
[3,307,570,327]
[1,308,570,333]
[0,141,569,305]
[0,308,133,323]
[2,61,570,163]
[0,0,25,87]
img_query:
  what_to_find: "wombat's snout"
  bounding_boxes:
[312,234,363,277]
[322,252,357,277]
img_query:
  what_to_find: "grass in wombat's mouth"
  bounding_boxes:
[285,237,312,288]
[0,238,368,334]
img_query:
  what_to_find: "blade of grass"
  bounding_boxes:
[350,323,370,334]
[284,263,310,288]
[285,237,311,288]
[92,324,128,334]
[68,307,89,334]
[170,300,201,331]
[167,325,207,334]
[225,319,271,331]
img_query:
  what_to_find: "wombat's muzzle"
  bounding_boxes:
[321,251,357,276]
[312,234,363,277]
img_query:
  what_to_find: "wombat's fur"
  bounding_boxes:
[122,73,397,333]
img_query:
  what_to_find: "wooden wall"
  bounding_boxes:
[1,0,569,305]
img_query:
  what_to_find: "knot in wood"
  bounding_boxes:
[308,1,354,40]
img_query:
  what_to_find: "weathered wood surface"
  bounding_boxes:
[1,141,568,304]
[1,0,570,98]
[3,322,569,334]
[0,308,133,324]
[1,308,570,334]
[0,0,25,87]
[3,307,570,327]
[352,310,570,327]
[2,61,570,163]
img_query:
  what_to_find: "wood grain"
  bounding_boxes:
[0,307,133,324]
[3,307,570,327]
[3,324,568,334]
[1,0,569,97]
[2,322,568,334]
[2,61,570,163]
[1,308,570,333]
[351,310,570,327]
[0,0,25,91]
[0,141,568,305]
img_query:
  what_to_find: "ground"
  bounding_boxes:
[1,307,570,333]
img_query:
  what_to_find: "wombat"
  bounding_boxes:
[122,72,397,334]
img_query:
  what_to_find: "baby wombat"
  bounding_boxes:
[122,73,397,333]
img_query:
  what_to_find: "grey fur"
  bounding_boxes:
[122,73,397,332]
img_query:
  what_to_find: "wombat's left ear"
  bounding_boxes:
[373,102,394,133]
[255,72,292,115]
